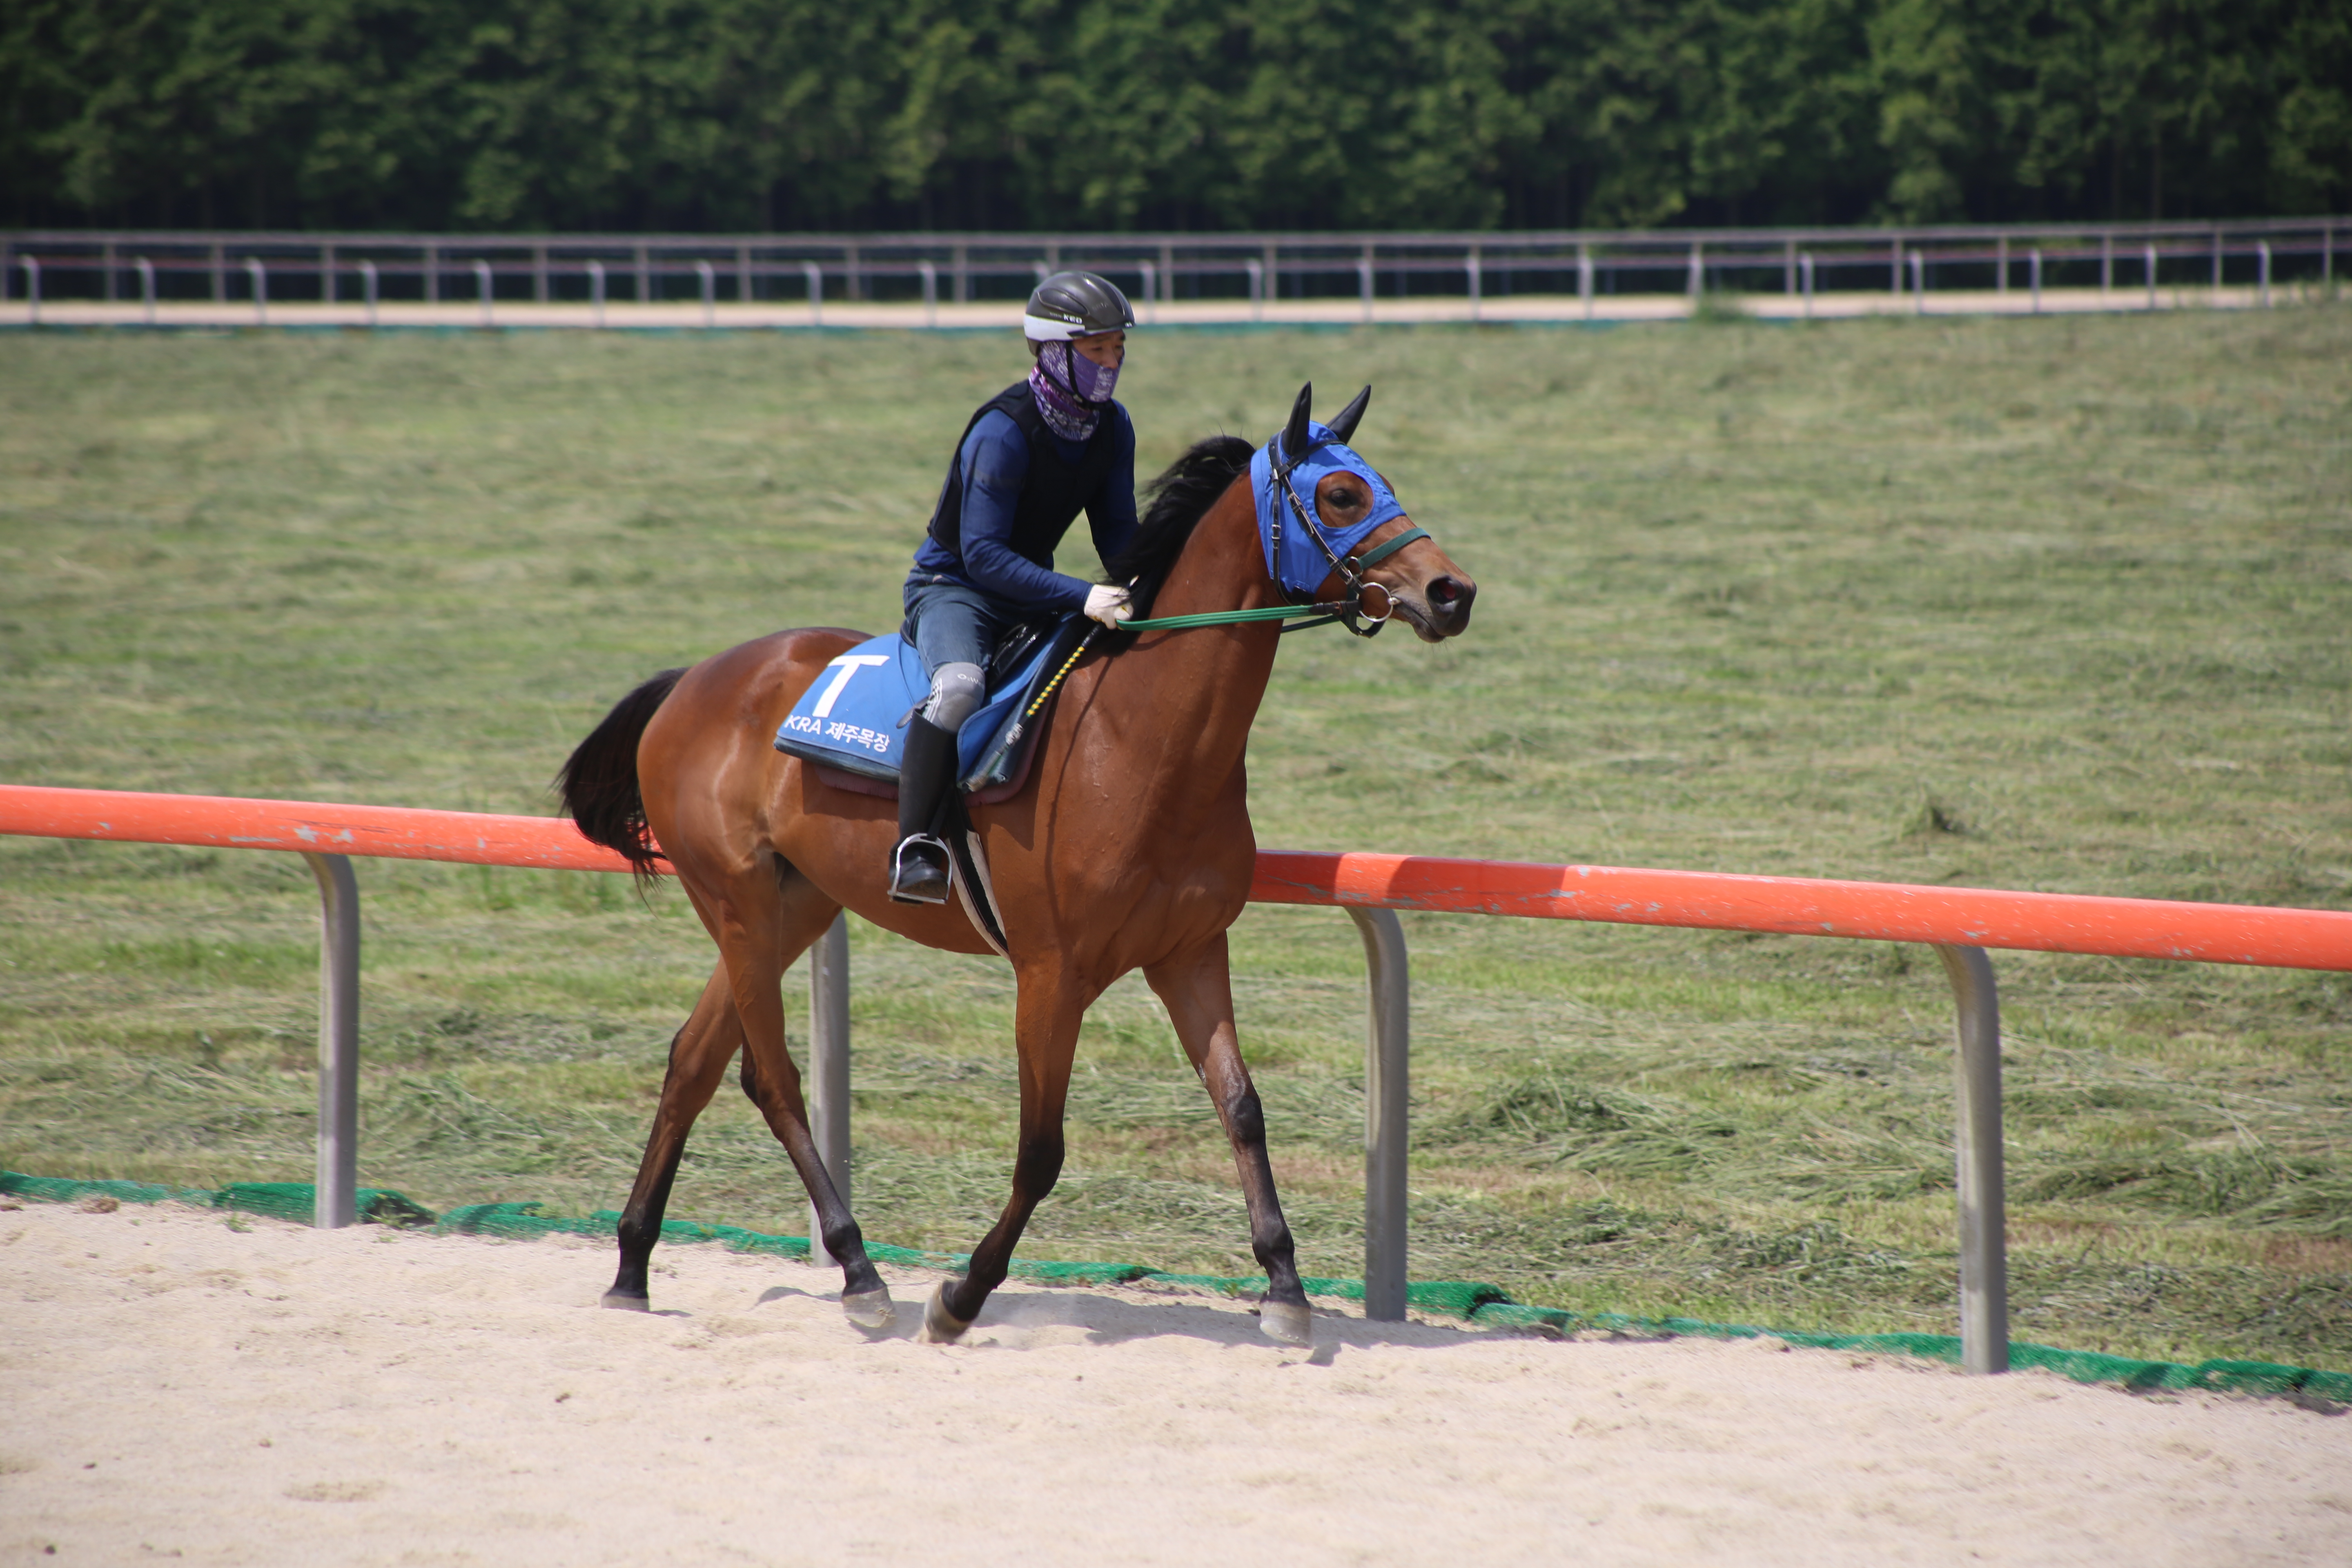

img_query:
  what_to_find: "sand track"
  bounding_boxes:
[2,1201,2345,1565]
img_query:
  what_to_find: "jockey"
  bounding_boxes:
[889,270,1140,904]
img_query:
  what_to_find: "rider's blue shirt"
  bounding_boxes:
[908,405,1138,612]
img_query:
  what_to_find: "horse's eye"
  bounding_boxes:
[1328,486,1363,510]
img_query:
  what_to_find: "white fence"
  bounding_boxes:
[4,218,2343,327]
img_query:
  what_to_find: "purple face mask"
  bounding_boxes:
[1028,340,1120,441]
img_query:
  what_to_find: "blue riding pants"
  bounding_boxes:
[900,579,1017,677]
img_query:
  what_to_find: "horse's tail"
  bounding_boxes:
[557,667,687,882]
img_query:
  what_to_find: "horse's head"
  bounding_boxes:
[1258,384,1475,642]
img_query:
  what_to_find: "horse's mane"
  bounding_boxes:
[1103,434,1256,620]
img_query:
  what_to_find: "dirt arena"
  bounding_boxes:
[3,1200,2345,1566]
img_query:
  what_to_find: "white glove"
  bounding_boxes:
[1084,584,1134,628]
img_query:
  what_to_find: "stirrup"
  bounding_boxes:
[888,834,952,905]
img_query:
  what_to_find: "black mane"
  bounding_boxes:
[1102,433,1256,620]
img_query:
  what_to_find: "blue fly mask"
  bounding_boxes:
[1249,383,1430,636]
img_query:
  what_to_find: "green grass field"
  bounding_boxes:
[3,310,2348,1368]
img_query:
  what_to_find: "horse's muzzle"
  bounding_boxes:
[1401,573,1475,640]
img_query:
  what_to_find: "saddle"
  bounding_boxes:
[771,614,1089,804]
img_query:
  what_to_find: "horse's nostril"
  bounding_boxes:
[1428,576,1464,609]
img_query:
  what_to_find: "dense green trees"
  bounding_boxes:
[3,0,2343,232]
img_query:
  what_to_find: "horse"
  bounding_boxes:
[558,383,1476,1345]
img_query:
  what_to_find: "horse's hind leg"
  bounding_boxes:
[606,961,742,1310]
[719,867,896,1330]
[1146,935,1313,1345]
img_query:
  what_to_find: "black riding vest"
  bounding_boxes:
[924,381,1124,565]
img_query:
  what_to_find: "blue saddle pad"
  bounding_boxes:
[772,616,1089,793]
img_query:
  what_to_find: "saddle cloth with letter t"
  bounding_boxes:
[771,615,1089,797]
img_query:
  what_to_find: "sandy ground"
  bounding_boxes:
[2,1201,2346,1566]
[0,285,2292,332]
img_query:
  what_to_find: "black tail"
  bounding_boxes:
[556,668,686,883]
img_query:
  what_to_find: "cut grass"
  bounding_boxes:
[2,310,2348,1368]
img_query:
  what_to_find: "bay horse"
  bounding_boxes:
[559,384,1475,1345]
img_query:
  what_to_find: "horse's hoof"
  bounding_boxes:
[601,1289,650,1312]
[843,1284,896,1331]
[1259,1299,1313,1346]
[920,1281,973,1344]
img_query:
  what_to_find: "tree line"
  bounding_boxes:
[4,0,2345,234]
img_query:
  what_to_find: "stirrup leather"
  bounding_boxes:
[888,834,952,904]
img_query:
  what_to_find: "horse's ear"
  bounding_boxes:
[1281,383,1314,463]
[1327,384,1371,444]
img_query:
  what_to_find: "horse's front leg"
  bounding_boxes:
[922,979,1086,1343]
[606,961,741,1309]
[1146,934,1313,1345]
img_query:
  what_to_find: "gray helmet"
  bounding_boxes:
[1023,270,1136,341]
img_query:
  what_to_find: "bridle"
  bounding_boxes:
[1117,434,1429,637]
[1261,435,1429,637]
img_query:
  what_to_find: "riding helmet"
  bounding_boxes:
[1023,270,1137,341]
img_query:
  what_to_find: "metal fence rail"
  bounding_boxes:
[4,218,2342,323]
[6,784,2350,1372]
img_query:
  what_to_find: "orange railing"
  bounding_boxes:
[7,782,2350,1369]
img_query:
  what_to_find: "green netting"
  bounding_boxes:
[219,1182,438,1228]
[0,1169,431,1226]
[7,1169,2345,1406]
[1,1172,210,1206]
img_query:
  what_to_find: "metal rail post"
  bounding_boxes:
[1348,906,1410,1322]
[802,261,823,327]
[1909,250,1925,313]
[1245,257,1264,321]
[1687,241,1703,302]
[1997,234,2009,295]
[1800,252,1815,319]
[919,260,938,327]
[2145,244,2158,309]
[1466,246,1481,323]
[360,260,379,329]
[588,260,606,329]
[245,257,266,326]
[1932,944,2007,1374]
[18,255,35,323]
[1578,245,1594,319]
[301,853,361,1229]
[136,258,155,326]
[697,260,716,328]
[2259,241,2272,307]
[808,913,851,1267]
[2030,249,2042,314]
[473,259,493,328]
[2101,233,2113,292]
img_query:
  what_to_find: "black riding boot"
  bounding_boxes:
[888,715,957,904]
